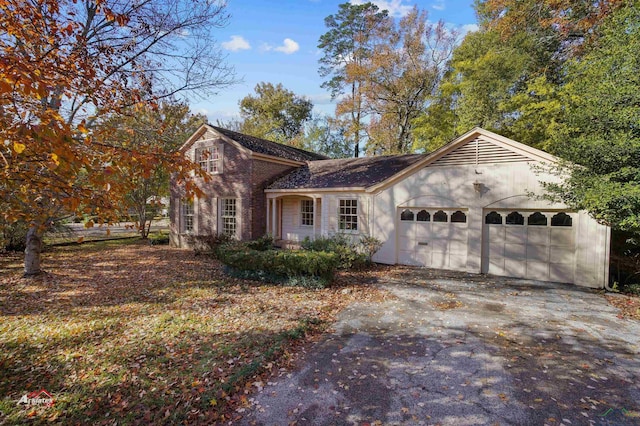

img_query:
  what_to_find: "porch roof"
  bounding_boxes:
[267,154,426,190]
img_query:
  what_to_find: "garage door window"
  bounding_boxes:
[400,209,414,221]
[451,211,467,223]
[417,210,430,222]
[528,212,547,226]
[433,210,448,222]
[551,212,572,227]
[506,211,524,225]
[485,211,502,224]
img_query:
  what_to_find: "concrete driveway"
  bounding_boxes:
[241,269,640,426]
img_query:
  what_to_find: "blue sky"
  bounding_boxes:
[192,0,478,123]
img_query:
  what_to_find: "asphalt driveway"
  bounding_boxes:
[241,269,640,426]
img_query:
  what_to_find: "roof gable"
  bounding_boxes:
[367,128,559,193]
[179,124,327,163]
[426,127,557,167]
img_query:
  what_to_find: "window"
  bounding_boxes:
[339,199,358,231]
[551,212,572,227]
[195,145,220,173]
[301,199,314,226]
[506,211,524,225]
[485,211,502,224]
[400,209,414,221]
[528,212,548,226]
[433,210,448,222]
[451,210,467,223]
[182,199,194,233]
[417,210,430,222]
[221,199,236,237]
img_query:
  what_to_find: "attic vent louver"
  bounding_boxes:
[432,137,530,166]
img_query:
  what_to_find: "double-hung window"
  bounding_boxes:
[182,199,194,233]
[221,199,237,237]
[301,199,314,227]
[338,199,358,231]
[195,145,220,173]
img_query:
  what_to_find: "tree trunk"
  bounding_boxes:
[24,224,44,276]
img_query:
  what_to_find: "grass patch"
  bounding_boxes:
[0,241,384,424]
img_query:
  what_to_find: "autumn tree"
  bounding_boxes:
[543,2,640,232]
[362,8,457,154]
[318,2,391,157]
[95,102,207,238]
[299,115,351,159]
[0,0,234,275]
[238,82,313,144]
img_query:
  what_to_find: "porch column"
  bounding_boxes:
[271,197,278,238]
[266,196,271,235]
[313,196,317,239]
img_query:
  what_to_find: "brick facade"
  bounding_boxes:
[170,127,301,247]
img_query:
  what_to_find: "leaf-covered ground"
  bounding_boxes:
[0,240,388,425]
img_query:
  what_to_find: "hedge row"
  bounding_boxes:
[216,244,340,283]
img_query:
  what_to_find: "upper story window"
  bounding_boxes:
[195,145,220,173]
[339,199,358,231]
[301,199,314,226]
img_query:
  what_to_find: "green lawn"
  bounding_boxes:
[0,240,386,424]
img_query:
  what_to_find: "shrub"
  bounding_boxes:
[0,221,29,252]
[246,234,274,251]
[359,235,383,264]
[301,234,366,269]
[189,232,233,255]
[149,232,170,245]
[216,244,339,284]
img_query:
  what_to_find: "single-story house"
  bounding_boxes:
[170,124,610,288]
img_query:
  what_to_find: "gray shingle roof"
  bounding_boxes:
[212,126,328,162]
[268,154,427,190]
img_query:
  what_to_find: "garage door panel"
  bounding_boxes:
[504,259,526,277]
[488,226,504,239]
[504,243,526,260]
[527,228,550,244]
[430,240,448,251]
[398,250,419,265]
[550,229,575,247]
[449,240,468,255]
[505,227,527,243]
[431,224,453,238]
[526,261,549,280]
[449,254,467,270]
[430,252,448,269]
[526,244,549,262]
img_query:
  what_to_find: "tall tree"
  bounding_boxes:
[0,0,233,275]
[543,2,640,231]
[363,8,457,154]
[318,2,391,157]
[238,82,313,144]
[95,102,207,238]
[299,115,351,159]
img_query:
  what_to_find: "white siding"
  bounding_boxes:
[372,160,609,288]
[281,197,316,242]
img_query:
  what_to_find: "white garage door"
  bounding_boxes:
[398,208,469,270]
[482,210,576,283]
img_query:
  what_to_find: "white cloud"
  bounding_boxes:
[460,23,479,35]
[221,35,251,52]
[262,38,300,54]
[275,38,300,54]
[350,0,413,17]
[431,0,445,11]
